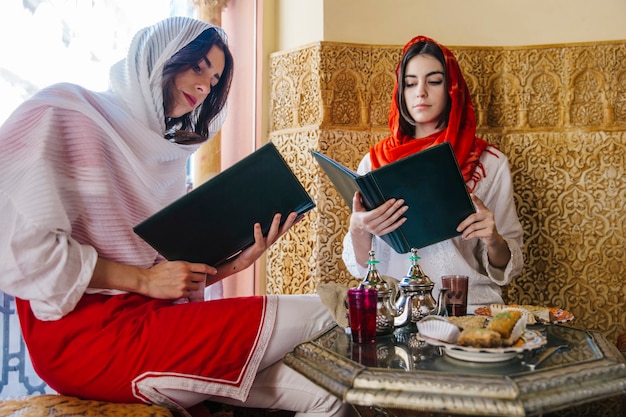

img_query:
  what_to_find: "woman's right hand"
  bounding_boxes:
[90,257,215,300]
[349,191,408,238]
[141,260,215,299]
[348,191,408,266]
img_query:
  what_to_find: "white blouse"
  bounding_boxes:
[342,146,524,312]
[0,17,228,321]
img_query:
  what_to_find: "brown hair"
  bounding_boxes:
[162,28,234,144]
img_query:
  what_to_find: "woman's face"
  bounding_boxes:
[402,54,448,138]
[167,44,226,118]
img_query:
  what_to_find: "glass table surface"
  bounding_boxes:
[284,323,626,416]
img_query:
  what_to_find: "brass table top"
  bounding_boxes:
[284,323,626,416]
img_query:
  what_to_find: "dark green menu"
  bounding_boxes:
[134,142,315,266]
[311,142,475,253]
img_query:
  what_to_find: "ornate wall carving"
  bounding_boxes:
[267,40,626,345]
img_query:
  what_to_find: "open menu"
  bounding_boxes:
[134,142,315,266]
[311,142,475,252]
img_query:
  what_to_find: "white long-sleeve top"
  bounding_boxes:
[0,17,228,321]
[342,146,524,311]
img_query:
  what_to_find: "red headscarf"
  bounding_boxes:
[370,36,490,189]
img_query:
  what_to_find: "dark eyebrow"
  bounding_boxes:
[202,56,221,82]
[404,70,444,79]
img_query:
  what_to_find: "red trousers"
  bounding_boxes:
[16,293,271,404]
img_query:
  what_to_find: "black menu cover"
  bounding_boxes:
[134,142,315,266]
[311,142,475,253]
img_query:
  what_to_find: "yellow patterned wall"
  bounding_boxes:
[267,41,626,344]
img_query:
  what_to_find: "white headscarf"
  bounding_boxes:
[109,16,229,140]
[0,17,232,320]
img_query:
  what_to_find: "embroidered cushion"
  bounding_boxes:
[0,395,174,417]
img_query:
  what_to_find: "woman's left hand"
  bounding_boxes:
[457,194,499,244]
[227,212,299,272]
[457,194,510,268]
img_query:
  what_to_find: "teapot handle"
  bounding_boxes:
[436,287,449,316]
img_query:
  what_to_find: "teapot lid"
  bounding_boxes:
[399,248,433,290]
[358,250,392,293]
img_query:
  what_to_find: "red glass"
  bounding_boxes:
[447,304,467,316]
[441,275,468,316]
[347,288,377,343]
[351,342,378,366]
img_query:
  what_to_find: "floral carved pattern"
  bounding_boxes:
[271,78,295,131]
[571,70,604,126]
[268,40,626,350]
[616,71,626,124]
[528,70,560,127]
[330,71,360,125]
[298,71,323,126]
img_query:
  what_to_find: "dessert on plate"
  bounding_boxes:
[489,304,556,324]
[456,328,503,348]
[418,310,527,347]
[445,315,487,330]
[486,310,527,346]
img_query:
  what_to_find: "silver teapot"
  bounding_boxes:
[392,248,448,327]
[357,249,447,335]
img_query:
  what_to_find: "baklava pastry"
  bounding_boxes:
[456,328,502,348]
[487,310,526,346]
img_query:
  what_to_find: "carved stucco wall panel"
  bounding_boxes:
[321,44,373,128]
[268,40,626,345]
[368,48,398,127]
[487,131,626,342]
[265,130,319,295]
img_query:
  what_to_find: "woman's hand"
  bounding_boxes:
[91,257,216,300]
[142,260,215,299]
[348,191,408,266]
[208,211,299,281]
[457,194,510,268]
[232,212,298,269]
[349,192,408,237]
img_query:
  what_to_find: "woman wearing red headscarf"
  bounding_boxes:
[342,36,524,312]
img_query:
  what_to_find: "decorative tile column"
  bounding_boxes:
[266,43,401,295]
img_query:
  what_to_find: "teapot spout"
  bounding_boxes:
[435,288,449,316]
[391,293,411,327]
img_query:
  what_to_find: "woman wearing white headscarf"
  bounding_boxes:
[0,17,352,417]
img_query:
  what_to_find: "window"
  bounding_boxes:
[0,0,192,124]
[0,0,191,397]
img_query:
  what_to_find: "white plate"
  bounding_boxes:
[474,305,574,324]
[419,329,547,363]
